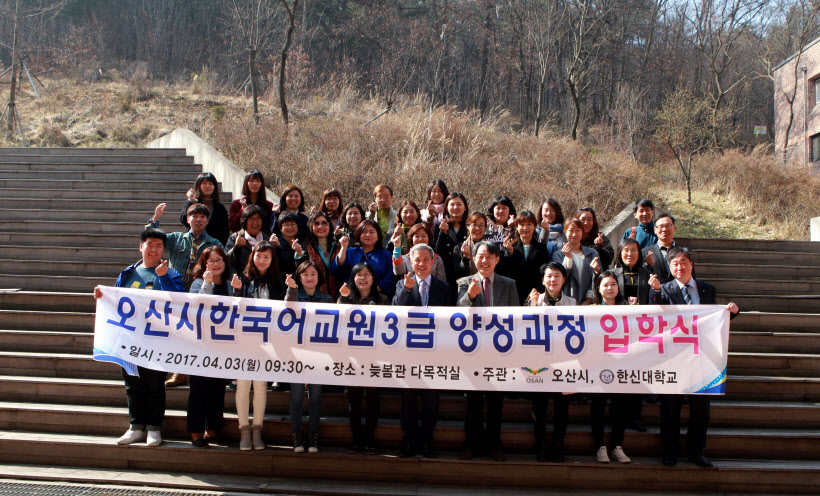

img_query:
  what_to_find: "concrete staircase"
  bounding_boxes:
[0,148,819,494]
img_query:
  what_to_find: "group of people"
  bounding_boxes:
[93,172,739,468]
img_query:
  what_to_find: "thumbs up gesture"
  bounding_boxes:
[339,282,350,297]
[648,273,661,291]
[285,273,297,289]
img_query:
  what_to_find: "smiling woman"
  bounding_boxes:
[180,173,230,245]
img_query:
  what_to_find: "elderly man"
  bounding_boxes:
[650,246,739,468]
[457,241,519,461]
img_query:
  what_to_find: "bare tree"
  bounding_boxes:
[754,0,820,160]
[278,0,299,126]
[223,0,280,124]
[685,0,766,146]
[526,0,565,137]
[1,0,68,137]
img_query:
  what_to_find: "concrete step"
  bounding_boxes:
[0,198,185,213]
[0,170,198,181]
[0,179,218,191]
[1,209,182,224]
[0,163,200,172]
[0,245,134,262]
[0,311,92,332]
[731,313,820,333]
[0,274,110,292]
[730,332,820,354]
[691,249,820,266]
[0,259,137,278]
[719,295,820,314]
[0,221,186,235]
[1,402,819,461]
[0,292,94,312]
[698,263,820,280]
[728,352,820,378]
[679,237,820,254]
[0,232,161,248]
[0,156,194,164]
[709,278,820,296]
[0,331,92,354]
[0,432,817,493]
[0,375,817,429]
[0,147,188,157]
[0,188,202,202]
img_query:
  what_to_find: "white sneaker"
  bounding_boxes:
[117,429,146,445]
[146,431,162,447]
[596,445,610,463]
[612,446,631,463]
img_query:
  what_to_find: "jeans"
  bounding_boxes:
[290,383,322,433]
[122,366,166,431]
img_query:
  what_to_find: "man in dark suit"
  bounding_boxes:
[456,241,519,461]
[643,214,679,284]
[393,243,451,458]
[649,246,739,468]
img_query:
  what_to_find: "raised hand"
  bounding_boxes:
[285,273,297,289]
[368,202,378,214]
[648,273,661,291]
[291,238,303,257]
[426,200,436,215]
[153,203,167,221]
[628,226,637,239]
[334,226,343,236]
[540,218,550,231]
[93,286,103,299]
[440,218,450,234]
[467,277,482,299]
[310,205,317,216]
[186,188,196,201]
[527,288,541,306]
[503,234,515,254]
[268,233,280,247]
[203,270,214,284]
[594,232,604,247]
[231,274,242,290]
[155,260,169,277]
[404,273,416,291]
[239,196,248,208]
[628,296,638,305]
[339,282,350,298]
[644,250,655,267]
[272,204,281,214]
[590,257,601,274]
[561,243,572,259]
[339,236,349,250]
[235,230,247,247]
[391,231,403,252]
[461,241,471,259]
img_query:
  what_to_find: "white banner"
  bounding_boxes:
[93,286,730,394]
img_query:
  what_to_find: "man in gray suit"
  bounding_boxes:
[457,241,519,461]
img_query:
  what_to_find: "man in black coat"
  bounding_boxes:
[649,246,739,468]
[643,214,680,284]
[392,243,451,458]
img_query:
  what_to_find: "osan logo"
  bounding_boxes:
[521,367,548,384]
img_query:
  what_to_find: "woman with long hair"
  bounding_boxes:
[228,170,273,234]
[180,172,230,245]
[270,184,309,240]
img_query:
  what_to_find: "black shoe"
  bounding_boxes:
[489,449,506,462]
[364,444,376,455]
[399,441,415,458]
[192,436,209,448]
[663,454,678,467]
[688,454,714,468]
[459,448,476,460]
[536,444,550,462]
[630,419,647,432]
[420,442,434,458]
[347,442,361,454]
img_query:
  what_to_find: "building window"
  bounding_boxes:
[816,78,820,106]
[812,134,820,162]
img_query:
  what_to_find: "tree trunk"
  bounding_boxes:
[249,49,259,124]
[534,79,545,137]
[6,0,20,136]
[568,75,581,140]
[783,105,795,161]
[279,1,299,126]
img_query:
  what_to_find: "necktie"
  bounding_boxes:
[482,277,491,306]
[420,280,428,307]
[682,284,692,305]
[660,246,670,273]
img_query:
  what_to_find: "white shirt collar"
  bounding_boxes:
[415,273,433,287]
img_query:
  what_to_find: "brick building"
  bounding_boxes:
[773,36,820,164]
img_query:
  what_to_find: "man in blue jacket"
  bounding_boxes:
[93,228,185,447]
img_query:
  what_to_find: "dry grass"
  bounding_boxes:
[1,77,817,239]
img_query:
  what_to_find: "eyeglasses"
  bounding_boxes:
[656,224,674,231]
[313,221,329,226]
[206,259,224,265]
